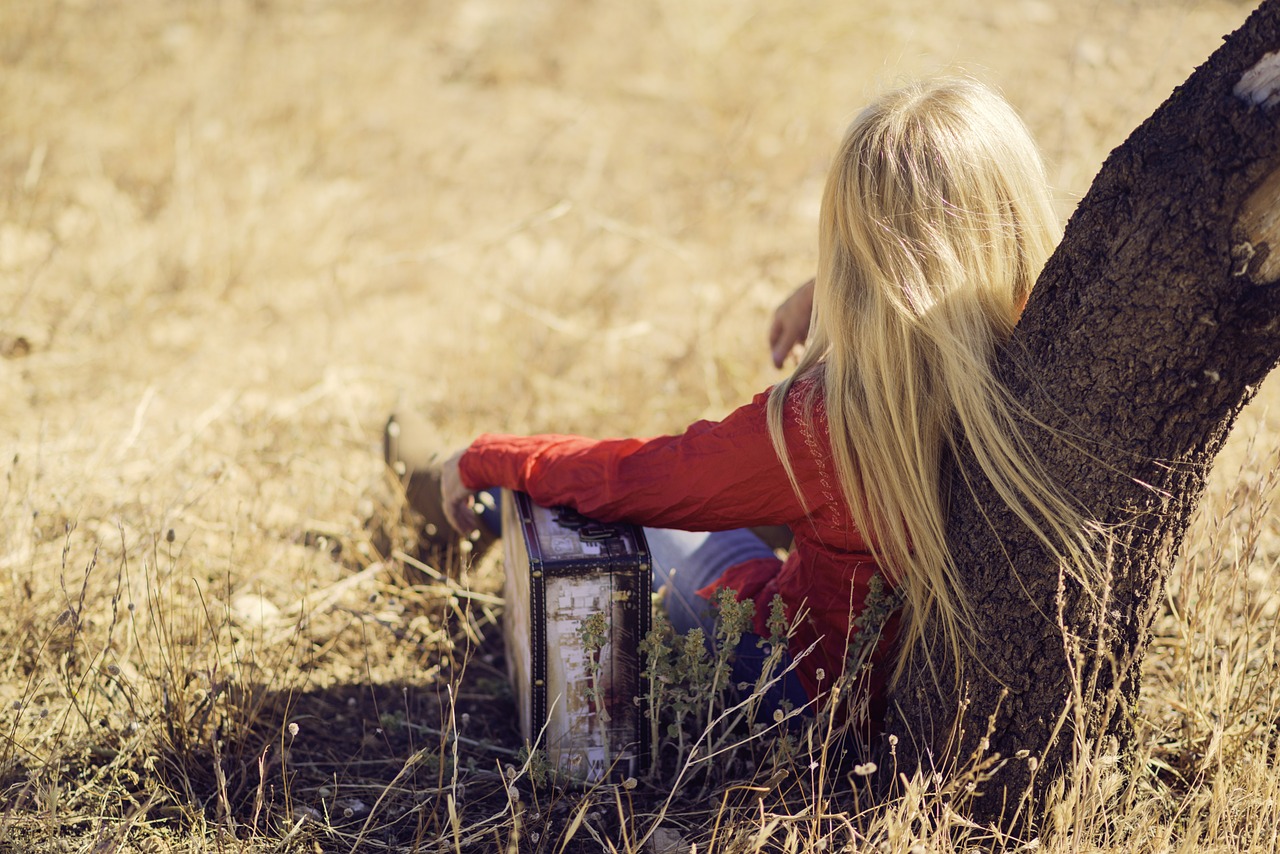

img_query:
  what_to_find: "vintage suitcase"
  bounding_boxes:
[502,490,651,782]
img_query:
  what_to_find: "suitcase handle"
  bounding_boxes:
[552,506,589,529]
[580,524,621,541]
[553,507,623,541]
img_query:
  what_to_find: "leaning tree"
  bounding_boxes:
[883,0,1280,827]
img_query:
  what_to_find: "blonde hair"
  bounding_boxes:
[768,78,1098,683]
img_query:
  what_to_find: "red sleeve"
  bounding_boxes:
[457,391,808,531]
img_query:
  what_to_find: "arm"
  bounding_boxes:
[446,392,810,533]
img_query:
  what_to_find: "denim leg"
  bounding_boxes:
[644,528,810,714]
[474,488,504,537]
[644,528,775,639]
[729,631,811,714]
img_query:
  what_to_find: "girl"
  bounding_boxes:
[436,78,1087,728]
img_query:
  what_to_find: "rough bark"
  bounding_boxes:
[883,1,1280,828]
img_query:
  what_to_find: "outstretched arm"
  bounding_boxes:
[441,392,810,533]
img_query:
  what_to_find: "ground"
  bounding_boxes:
[2,1,1279,852]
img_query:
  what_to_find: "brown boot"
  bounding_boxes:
[383,413,498,563]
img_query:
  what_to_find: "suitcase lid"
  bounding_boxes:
[509,491,650,574]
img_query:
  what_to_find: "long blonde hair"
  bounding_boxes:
[768,78,1097,683]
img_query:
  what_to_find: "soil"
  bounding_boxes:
[0,0,1273,850]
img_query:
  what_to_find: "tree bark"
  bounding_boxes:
[883,0,1280,828]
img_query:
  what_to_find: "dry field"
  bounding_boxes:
[2,0,1279,851]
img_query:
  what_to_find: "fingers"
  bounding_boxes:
[772,332,802,369]
[769,315,788,369]
[771,334,792,369]
[768,278,817,369]
[440,450,480,535]
[768,312,784,348]
[444,492,478,536]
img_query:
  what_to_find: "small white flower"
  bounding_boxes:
[853,761,877,776]
[287,722,300,738]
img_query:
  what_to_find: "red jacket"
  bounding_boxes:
[459,377,896,706]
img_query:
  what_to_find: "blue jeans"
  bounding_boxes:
[645,528,810,715]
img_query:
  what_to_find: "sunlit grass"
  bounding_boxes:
[0,0,1272,850]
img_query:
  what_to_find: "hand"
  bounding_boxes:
[440,448,479,536]
[769,278,815,368]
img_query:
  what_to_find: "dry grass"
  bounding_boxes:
[2,0,1278,851]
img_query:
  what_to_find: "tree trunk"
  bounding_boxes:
[883,0,1280,827]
